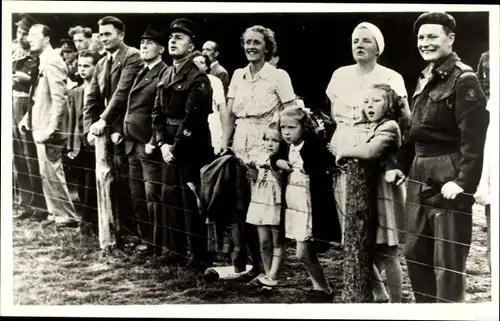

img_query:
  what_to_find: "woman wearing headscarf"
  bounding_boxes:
[326,22,410,302]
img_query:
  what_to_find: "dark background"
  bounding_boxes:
[13,11,490,111]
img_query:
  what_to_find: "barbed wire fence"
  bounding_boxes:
[11,129,491,304]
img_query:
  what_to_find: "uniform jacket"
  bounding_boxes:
[397,52,489,193]
[67,84,85,157]
[271,134,342,250]
[12,52,38,94]
[209,61,229,96]
[123,60,168,155]
[83,43,143,135]
[151,57,214,181]
[25,46,70,146]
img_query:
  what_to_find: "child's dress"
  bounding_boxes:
[284,142,313,241]
[246,154,282,226]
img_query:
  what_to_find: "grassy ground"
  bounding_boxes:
[12,205,491,305]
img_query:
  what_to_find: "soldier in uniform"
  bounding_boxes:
[386,12,489,303]
[12,13,48,220]
[151,18,214,271]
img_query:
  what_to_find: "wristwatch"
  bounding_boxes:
[157,140,165,148]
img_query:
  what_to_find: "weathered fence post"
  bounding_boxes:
[93,133,116,250]
[341,158,377,303]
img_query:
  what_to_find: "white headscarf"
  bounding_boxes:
[353,22,385,56]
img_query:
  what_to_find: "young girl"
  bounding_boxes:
[246,122,286,286]
[335,83,405,303]
[271,107,341,295]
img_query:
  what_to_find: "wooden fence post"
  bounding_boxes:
[341,158,377,303]
[93,133,116,250]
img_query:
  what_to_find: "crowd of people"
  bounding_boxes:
[11,11,491,304]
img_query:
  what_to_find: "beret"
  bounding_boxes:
[414,11,457,34]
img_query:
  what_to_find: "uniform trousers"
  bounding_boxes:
[404,152,474,303]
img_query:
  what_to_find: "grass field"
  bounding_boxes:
[12,205,491,305]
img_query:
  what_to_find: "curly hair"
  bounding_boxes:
[240,25,277,62]
[279,107,317,139]
[369,83,404,122]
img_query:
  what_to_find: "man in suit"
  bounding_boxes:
[83,16,143,245]
[202,40,229,95]
[19,24,80,227]
[152,18,214,271]
[66,49,102,235]
[123,25,167,256]
[12,14,48,220]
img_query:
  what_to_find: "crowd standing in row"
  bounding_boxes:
[11,11,491,303]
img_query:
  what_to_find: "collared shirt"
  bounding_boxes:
[108,49,119,62]
[227,61,295,118]
[172,54,191,74]
[210,60,219,69]
[145,57,162,70]
[288,141,305,169]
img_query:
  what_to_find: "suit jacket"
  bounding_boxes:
[123,60,168,155]
[151,58,214,183]
[209,61,229,96]
[26,46,69,145]
[67,84,85,157]
[83,43,142,135]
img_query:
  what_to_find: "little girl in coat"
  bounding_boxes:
[271,106,341,295]
[246,122,286,286]
[335,83,406,302]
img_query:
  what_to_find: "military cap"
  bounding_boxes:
[60,38,77,52]
[140,24,167,46]
[414,11,457,34]
[15,14,37,32]
[169,18,198,40]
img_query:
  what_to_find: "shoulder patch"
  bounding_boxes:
[455,61,473,72]
[465,87,479,102]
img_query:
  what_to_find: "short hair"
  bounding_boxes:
[192,50,212,73]
[32,23,51,38]
[68,25,93,38]
[78,49,101,65]
[241,25,277,62]
[98,16,125,33]
[206,40,220,52]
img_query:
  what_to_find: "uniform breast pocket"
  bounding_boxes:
[170,83,189,110]
[425,89,456,128]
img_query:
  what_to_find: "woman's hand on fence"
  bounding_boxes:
[161,144,175,163]
[385,169,406,186]
[276,159,293,172]
[441,181,464,200]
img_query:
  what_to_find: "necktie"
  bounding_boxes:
[135,67,148,85]
[104,55,113,101]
